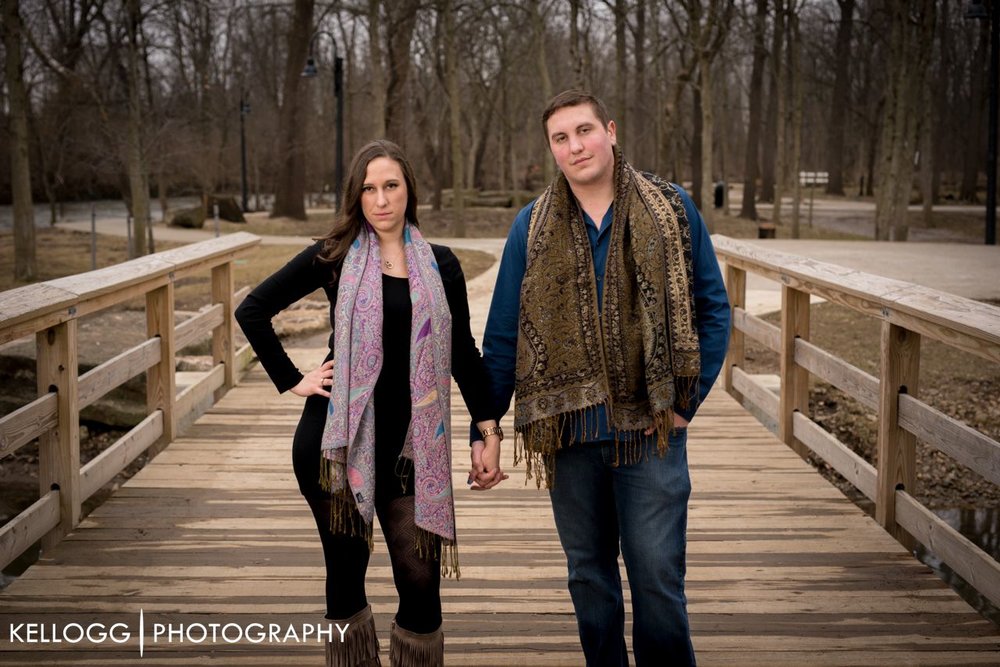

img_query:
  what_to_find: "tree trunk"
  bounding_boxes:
[961,19,989,202]
[531,2,553,183]
[761,2,785,203]
[614,0,627,154]
[789,10,803,238]
[699,59,715,231]
[569,0,585,88]
[874,0,936,241]
[692,87,703,209]
[384,0,420,147]
[125,0,149,255]
[772,1,787,226]
[444,0,465,235]
[4,0,35,281]
[633,0,648,168]
[368,0,386,138]
[272,0,314,220]
[740,0,768,221]
[825,0,855,196]
[920,81,934,228]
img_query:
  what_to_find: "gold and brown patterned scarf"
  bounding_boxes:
[514,147,700,486]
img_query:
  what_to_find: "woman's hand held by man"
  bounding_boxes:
[469,435,507,491]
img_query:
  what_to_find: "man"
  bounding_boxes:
[471,90,730,666]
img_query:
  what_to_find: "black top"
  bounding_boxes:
[235,240,493,424]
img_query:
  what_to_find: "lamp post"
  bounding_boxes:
[239,91,251,212]
[302,30,345,211]
[967,0,998,245]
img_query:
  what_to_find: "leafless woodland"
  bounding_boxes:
[0,1,987,280]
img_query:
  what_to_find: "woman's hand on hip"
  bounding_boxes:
[290,359,335,398]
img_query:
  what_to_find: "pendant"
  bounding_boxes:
[384,258,394,269]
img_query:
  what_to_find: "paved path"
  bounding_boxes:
[54,216,1000,317]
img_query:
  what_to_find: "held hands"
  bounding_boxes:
[469,435,508,491]
[290,360,335,398]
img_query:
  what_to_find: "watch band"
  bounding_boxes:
[480,425,504,441]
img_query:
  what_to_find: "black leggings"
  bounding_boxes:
[294,394,442,634]
[304,493,442,633]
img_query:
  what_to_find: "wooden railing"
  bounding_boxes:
[713,235,1000,610]
[0,232,260,570]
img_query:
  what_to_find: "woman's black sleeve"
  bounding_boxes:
[435,246,493,423]
[234,242,330,393]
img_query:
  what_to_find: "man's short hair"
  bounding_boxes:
[541,90,613,138]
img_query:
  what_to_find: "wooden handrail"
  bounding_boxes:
[712,236,1000,364]
[713,234,1000,611]
[0,233,260,570]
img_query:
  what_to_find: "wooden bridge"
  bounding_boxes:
[0,233,998,665]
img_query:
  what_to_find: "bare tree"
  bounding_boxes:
[824,0,855,196]
[675,0,735,229]
[271,0,314,220]
[788,4,803,238]
[443,0,465,233]
[874,0,936,241]
[123,0,150,254]
[383,0,421,147]
[3,0,36,281]
[760,0,785,203]
[740,0,769,221]
[367,0,387,138]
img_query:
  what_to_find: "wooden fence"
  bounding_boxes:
[714,235,1000,610]
[0,232,260,571]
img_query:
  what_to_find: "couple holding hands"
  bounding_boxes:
[236,89,731,667]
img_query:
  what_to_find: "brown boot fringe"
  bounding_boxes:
[389,619,443,667]
[325,605,381,667]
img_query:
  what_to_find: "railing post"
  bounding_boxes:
[724,264,746,402]
[35,320,80,552]
[876,322,920,550]
[146,282,176,453]
[779,285,810,459]
[211,262,236,401]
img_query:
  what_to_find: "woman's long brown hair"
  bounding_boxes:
[315,139,421,280]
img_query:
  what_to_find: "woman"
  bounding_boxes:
[235,140,503,666]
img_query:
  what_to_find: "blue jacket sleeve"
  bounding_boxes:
[673,186,731,422]
[469,202,532,442]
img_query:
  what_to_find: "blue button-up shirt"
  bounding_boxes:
[475,184,731,444]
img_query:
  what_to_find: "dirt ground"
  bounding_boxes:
[741,301,1000,510]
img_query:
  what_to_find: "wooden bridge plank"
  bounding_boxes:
[1,346,997,665]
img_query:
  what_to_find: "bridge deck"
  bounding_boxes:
[1,344,997,665]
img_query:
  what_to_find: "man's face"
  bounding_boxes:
[546,103,617,189]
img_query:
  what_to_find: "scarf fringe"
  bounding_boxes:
[319,456,375,550]
[414,529,461,579]
[319,454,460,578]
[516,396,698,488]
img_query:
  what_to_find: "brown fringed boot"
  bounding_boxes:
[388,619,443,667]
[325,604,382,666]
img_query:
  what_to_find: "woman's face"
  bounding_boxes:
[361,157,408,239]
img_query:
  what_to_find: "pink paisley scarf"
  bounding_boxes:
[319,222,457,573]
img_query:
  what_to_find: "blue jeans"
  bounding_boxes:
[550,431,695,667]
